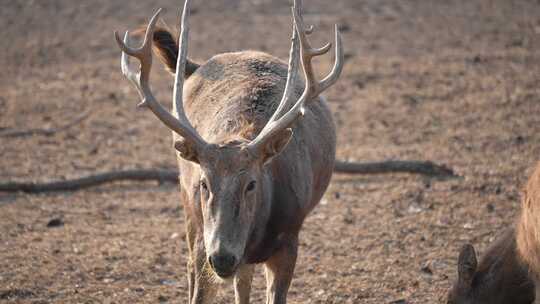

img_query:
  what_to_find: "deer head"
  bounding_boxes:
[114,0,343,278]
[447,238,535,304]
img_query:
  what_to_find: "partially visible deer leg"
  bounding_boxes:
[234,263,255,304]
[190,236,218,304]
[535,282,540,304]
[264,236,298,304]
[187,257,196,302]
[185,216,197,302]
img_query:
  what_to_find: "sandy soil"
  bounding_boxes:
[1,0,540,303]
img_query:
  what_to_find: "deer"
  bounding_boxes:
[517,161,540,304]
[446,162,540,304]
[113,0,343,303]
[446,229,535,304]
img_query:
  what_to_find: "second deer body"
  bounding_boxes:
[447,162,540,304]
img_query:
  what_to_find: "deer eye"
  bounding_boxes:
[245,181,256,193]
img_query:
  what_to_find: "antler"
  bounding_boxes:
[114,0,207,149]
[247,0,344,150]
[294,6,344,100]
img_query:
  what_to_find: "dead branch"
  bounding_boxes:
[0,160,455,194]
[0,111,90,138]
[334,160,455,176]
[0,169,178,193]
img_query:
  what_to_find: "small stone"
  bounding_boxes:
[160,279,177,286]
[343,215,354,224]
[463,223,474,229]
[421,263,433,275]
[407,204,423,214]
[472,55,483,64]
[46,218,64,228]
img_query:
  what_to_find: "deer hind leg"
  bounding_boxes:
[264,236,299,304]
[234,263,255,304]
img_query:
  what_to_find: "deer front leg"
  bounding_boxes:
[535,281,540,304]
[189,234,218,304]
[187,257,196,302]
[184,216,196,302]
[183,196,203,303]
[264,237,298,304]
[234,263,255,304]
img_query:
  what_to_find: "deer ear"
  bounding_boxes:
[175,138,200,164]
[457,243,478,286]
[261,128,293,165]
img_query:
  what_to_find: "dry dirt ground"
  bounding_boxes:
[1,0,540,303]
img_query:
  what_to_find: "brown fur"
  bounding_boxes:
[447,229,535,304]
[517,162,540,281]
[447,162,540,304]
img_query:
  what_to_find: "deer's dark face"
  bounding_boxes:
[446,244,497,304]
[446,242,535,304]
[180,135,289,278]
[446,283,477,304]
[199,144,261,278]
[446,279,505,304]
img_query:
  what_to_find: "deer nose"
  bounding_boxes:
[208,252,237,278]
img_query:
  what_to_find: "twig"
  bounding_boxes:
[0,160,455,194]
[0,111,90,138]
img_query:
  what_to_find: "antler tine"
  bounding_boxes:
[246,0,344,151]
[114,4,207,149]
[246,11,301,149]
[266,19,300,127]
[114,8,161,59]
[293,6,344,99]
[173,0,193,128]
[119,31,142,93]
[317,25,344,94]
[294,14,331,56]
[114,8,161,105]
